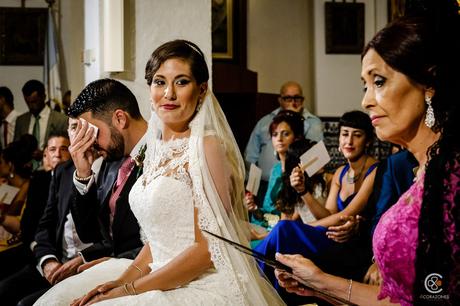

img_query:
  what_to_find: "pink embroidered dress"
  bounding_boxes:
[372,172,424,305]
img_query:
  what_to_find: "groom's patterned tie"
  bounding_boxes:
[109,157,135,218]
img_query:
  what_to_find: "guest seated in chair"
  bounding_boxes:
[245,110,305,245]
[254,110,378,304]
[20,132,72,255]
[245,81,323,200]
[275,6,460,304]
[275,139,330,224]
[0,140,33,279]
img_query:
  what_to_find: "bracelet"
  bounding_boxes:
[297,188,309,196]
[75,171,93,182]
[129,264,143,277]
[129,281,137,295]
[123,283,130,295]
[347,279,353,302]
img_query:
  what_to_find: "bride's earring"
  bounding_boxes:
[424,96,435,128]
[195,99,202,113]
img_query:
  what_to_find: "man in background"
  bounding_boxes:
[0,86,19,149]
[14,80,68,150]
[244,81,323,197]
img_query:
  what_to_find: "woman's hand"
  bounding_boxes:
[250,227,268,240]
[326,215,362,243]
[71,280,123,306]
[244,192,258,212]
[363,262,382,286]
[290,166,306,194]
[77,257,111,273]
[275,253,323,296]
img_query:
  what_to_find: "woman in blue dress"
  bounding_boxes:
[255,110,378,303]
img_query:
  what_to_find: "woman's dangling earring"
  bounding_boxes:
[9,172,14,179]
[424,96,435,128]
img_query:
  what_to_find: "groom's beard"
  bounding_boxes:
[95,127,125,162]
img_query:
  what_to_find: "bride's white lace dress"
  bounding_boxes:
[104,137,246,305]
[34,137,245,306]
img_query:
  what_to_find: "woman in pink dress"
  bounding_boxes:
[273,2,460,305]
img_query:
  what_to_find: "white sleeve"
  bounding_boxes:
[73,170,96,195]
[36,255,59,276]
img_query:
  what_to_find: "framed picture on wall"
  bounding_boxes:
[0,7,47,65]
[212,0,233,59]
[325,1,365,54]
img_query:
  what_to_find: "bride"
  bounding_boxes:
[34,40,284,305]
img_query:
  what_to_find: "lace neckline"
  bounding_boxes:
[141,137,191,187]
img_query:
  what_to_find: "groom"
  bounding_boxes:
[67,78,147,266]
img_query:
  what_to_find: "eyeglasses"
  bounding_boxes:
[281,95,304,103]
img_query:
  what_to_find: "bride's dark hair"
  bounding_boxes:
[145,40,209,86]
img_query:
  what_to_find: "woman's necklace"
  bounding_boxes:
[346,156,368,184]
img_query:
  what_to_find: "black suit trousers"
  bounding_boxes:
[0,264,50,306]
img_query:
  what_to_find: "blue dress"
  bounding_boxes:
[254,162,378,303]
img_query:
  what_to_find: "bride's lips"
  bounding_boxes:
[161,104,179,110]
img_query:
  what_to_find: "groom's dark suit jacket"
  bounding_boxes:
[70,158,143,259]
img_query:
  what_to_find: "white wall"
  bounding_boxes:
[84,0,212,119]
[0,0,84,114]
[60,0,85,102]
[83,0,101,84]
[313,0,387,116]
[247,0,315,112]
[1,0,387,118]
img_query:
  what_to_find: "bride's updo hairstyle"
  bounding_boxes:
[145,40,209,86]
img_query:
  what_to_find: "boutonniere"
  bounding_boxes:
[134,144,147,178]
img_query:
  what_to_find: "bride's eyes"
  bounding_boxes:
[153,79,165,86]
[175,78,191,86]
[152,78,191,86]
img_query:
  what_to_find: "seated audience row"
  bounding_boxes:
[275,4,459,305]
[1,4,457,304]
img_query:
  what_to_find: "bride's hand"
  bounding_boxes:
[71,280,122,306]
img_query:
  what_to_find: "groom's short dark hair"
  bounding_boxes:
[68,78,142,121]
